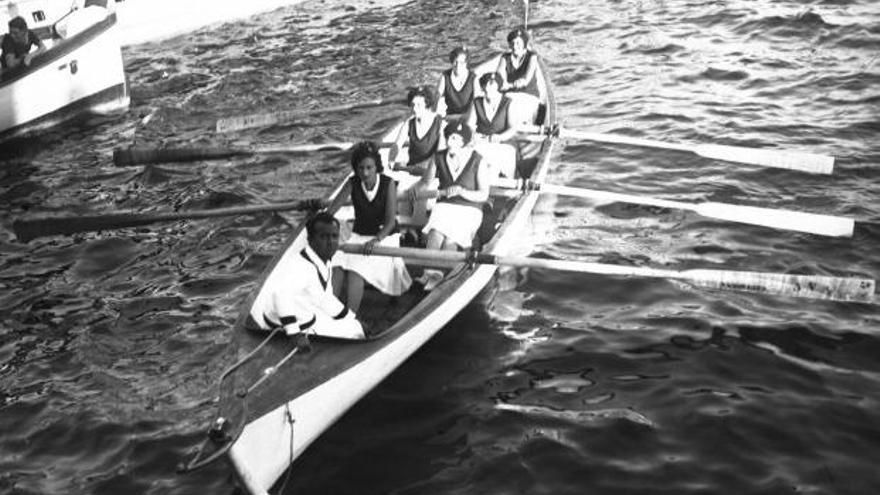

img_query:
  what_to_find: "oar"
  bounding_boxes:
[113,142,377,167]
[557,128,835,174]
[341,244,875,303]
[492,178,854,237]
[13,200,316,242]
[215,97,406,133]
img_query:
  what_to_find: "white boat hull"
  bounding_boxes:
[0,12,128,140]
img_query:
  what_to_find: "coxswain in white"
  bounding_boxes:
[248,212,365,339]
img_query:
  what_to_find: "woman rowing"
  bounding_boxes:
[496,26,541,127]
[435,46,477,123]
[415,122,490,291]
[464,72,518,178]
[390,85,445,227]
[329,142,412,314]
[389,85,445,176]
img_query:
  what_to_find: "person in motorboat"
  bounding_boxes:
[329,141,412,313]
[247,212,365,340]
[54,0,110,39]
[464,72,519,178]
[1,16,47,73]
[496,26,541,128]
[391,85,446,227]
[435,46,478,123]
[415,122,490,291]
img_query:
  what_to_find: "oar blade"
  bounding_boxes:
[695,144,834,174]
[697,202,854,237]
[14,213,163,242]
[113,147,251,166]
[14,201,313,242]
[684,269,875,303]
[216,112,286,133]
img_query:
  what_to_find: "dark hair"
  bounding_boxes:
[306,211,339,237]
[478,72,503,90]
[448,46,468,63]
[350,141,384,174]
[507,27,529,46]
[443,121,472,144]
[9,16,27,31]
[406,85,435,108]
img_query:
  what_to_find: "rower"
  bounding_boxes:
[248,212,365,340]
[329,141,412,313]
[435,46,477,124]
[496,27,541,128]
[391,85,446,227]
[464,72,518,179]
[415,122,490,291]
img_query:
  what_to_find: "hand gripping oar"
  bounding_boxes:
[13,200,318,242]
[558,128,835,174]
[113,142,378,167]
[215,97,406,133]
[341,244,875,303]
[492,178,854,237]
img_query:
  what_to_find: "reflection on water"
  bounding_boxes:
[1,0,879,494]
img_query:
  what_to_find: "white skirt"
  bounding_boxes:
[422,202,483,248]
[474,141,517,178]
[506,92,541,126]
[334,232,412,295]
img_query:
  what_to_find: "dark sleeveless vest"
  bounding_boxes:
[442,69,475,115]
[502,51,540,98]
[435,150,483,210]
[350,174,395,236]
[407,114,442,165]
[474,96,512,136]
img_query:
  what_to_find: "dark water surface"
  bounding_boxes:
[2,0,879,493]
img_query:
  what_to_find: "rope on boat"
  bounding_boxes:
[276,403,297,494]
[218,325,284,384]
[179,331,311,473]
[238,334,311,398]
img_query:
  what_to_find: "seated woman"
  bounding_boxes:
[416,122,490,291]
[330,142,412,313]
[464,72,518,178]
[496,27,542,128]
[389,85,445,176]
[390,85,446,226]
[435,46,477,123]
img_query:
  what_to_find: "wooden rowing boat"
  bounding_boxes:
[190,47,557,494]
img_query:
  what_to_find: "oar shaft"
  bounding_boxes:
[558,128,835,174]
[341,244,875,302]
[490,178,855,237]
[215,97,406,133]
